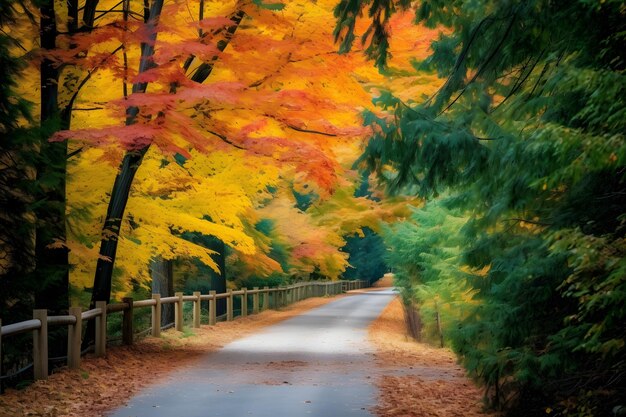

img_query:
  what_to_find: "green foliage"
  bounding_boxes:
[0,0,37,322]
[383,202,473,345]
[338,0,626,414]
[342,227,387,283]
[342,173,387,283]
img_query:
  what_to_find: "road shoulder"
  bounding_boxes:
[368,295,494,417]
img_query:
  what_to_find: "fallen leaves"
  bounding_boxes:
[369,297,497,417]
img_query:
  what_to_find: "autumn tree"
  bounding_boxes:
[57,0,397,312]
[336,0,626,414]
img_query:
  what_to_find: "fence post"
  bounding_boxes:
[122,297,134,346]
[209,291,216,325]
[152,294,161,337]
[241,288,248,317]
[95,301,107,357]
[226,290,233,321]
[68,307,82,369]
[33,309,48,380]
[252,287,259,314]
[193,291,201,328]
[175,292,184,331]
[262,286,269,310]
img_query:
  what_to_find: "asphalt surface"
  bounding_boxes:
[107,288,396,417]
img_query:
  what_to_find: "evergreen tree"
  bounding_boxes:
[0,0,37,321]
[342,172,387,284]
[342,227,387,284]
[336,0,626,414]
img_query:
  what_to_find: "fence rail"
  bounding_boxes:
[0,279,368,384]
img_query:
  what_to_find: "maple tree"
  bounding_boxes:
[50,0,411,307]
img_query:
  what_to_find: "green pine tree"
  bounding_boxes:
[336,0,626,414]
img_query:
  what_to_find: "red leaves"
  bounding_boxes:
[174,82,245,102]
[155,42,221,65]
[51,124,156,150]
[235,133,339,194]
[104,82,244,111]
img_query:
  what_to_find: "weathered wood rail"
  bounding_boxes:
[0,280,368,383]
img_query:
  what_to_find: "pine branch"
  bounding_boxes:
[440,13,518,115]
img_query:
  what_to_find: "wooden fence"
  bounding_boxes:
[0,280,368,383]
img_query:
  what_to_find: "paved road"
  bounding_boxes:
[107,288,396,417]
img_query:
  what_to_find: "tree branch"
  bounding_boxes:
[61,44,124,121]
[284,124,338,137]
[206,130,245,149]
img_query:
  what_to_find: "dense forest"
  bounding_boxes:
[336,0,626,415]
[1,0,625,415]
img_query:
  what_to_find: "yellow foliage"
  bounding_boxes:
[25,0,440,295]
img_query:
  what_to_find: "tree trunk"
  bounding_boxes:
[82,0,164,349]
[34,0,101,313]
[33,0,71,366]
[151,257,174,327]
[34,0,69,314]
[402,300,422,341]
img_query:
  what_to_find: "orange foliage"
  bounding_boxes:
[9,0,440,293]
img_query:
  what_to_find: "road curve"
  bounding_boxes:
[107,288,396,417]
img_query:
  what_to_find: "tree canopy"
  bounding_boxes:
[336,0,625,414]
